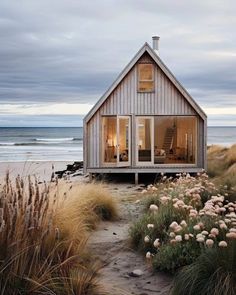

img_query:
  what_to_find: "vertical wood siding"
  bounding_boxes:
[198,118,205,168]
[87,53,203,168]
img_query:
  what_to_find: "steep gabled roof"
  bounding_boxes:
[84,42,207,123]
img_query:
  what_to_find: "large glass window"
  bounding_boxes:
[154,116,197,164]
[102,116,130,166]
[138,63,154,92]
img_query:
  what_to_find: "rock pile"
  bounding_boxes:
[55,161,83,178]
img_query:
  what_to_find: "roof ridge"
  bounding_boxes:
[84,42,207,123]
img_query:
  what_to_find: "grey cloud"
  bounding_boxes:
[0,114,84,127]
[208,114,236,126]
[0,0,236,124]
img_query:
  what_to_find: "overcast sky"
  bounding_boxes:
[0,0,236,127]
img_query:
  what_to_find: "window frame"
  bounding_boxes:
[153,115,198,166]
[137,63,155,93]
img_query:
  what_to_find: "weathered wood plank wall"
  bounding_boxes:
[87,54,203,168]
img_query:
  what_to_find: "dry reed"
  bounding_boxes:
[0,173,117,294]
[207,144,236,191]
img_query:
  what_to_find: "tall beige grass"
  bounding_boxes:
[54,181,118,231]
[207,144,236,191]
[207,145,228,177]
[0,174,117,294]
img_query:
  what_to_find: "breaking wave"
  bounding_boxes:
[34,137,76,142]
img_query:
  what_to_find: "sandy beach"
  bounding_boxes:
[0,161,73,182]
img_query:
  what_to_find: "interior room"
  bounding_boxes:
[154,116,197,164]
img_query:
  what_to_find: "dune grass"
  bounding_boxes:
[0,174,117,294]
[55,182,118,231]
[172,241,236,295]
[207,144,236,192]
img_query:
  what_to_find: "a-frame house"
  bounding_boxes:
[83,37,207,183]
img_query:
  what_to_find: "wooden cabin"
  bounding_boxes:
[83,37,207,183]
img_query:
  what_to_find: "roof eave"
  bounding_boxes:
[84,43,148,123]
[145,44,207,120]
[84,42,207,124]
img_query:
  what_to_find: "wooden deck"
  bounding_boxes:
[87,166,202,174]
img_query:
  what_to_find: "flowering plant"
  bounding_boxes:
[130,172,236,272]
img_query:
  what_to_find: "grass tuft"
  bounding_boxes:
[172,241,236,295]
[0,174,117,294]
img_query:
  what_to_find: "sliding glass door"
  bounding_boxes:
[102,116,131,167]
[118,116,131,166]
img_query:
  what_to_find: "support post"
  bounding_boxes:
[89,173,93,182]
[135,173,139,185]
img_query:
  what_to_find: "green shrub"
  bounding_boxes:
[172,241,236,295]
[129,213,157,252]
[129,203,188,252]
[153,242,201,273]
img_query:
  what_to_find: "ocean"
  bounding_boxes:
[0,126,235,162]
[0,127,83,162]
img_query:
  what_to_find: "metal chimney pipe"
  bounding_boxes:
[152,36,160,56]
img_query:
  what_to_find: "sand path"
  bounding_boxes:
[88,182,172,295]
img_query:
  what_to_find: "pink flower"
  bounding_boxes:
[184,234,190,240]
[169,232,175,238]
[229,228,236,233]
[219,207,226,212]
[226,232,236,239]
[174,225,182,233]
[210,228,219,236]
[219,223,227,230]
[144,236,150,243]
[176,200,185,207]
[146,251,152,259]
[196,236,205,243]
[193,224,201,231]
[201,230,209,236]
[206,239,214,247]
[218,241,227,247]
[149,204,158,212]
[180,220,187,227]
[198,222,204,229]
[175,235,182,242]
[147,224,154,229]
[153,238,160,248]
[169,221,178,229]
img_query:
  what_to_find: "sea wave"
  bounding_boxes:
[0,142,62,146]
[0,142,16,146]
[0,140,82,146]
[34,137,76,142]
